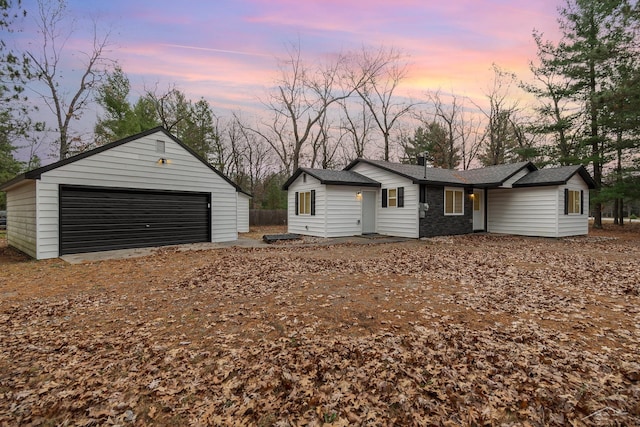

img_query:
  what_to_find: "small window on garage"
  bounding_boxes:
[156,140,166,153]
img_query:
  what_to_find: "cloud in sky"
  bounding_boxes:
[17,0,565,124]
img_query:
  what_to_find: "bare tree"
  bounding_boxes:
[474,65,523,166]
[27,0,112,159]
[339,96,374,159]
[228,113,275,207]
[255,41,386,173]
[457,107,484,170]
[355,46,415,161]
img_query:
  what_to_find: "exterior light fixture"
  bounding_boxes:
[356,191,362,200]
[157,158,171,165]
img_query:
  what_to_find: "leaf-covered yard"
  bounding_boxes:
[0,226,639,426]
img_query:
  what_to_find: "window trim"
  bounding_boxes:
[444,187,464,216]
[388,188,397,207]
[298,191,311,215]
[381,187,404,208]
[565,189,582,215]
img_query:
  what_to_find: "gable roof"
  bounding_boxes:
[345,159,537,187]
[513,165,596,189]
[345,159,467,185]
[457,161,537,186]
[283,167,381,190]
[0,127,250,195]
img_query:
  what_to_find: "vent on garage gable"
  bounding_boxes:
[156,140,166,153]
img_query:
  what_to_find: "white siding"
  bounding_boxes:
[350,163,418,238]
[34,130,238,259]
[325,186,364,237]
[287,175,327,237]
[487,187,559,237]
[237,193,250,233]
[6,181,37,258]
[558,175,589,237]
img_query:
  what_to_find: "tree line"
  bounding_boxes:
[1,0,639,227]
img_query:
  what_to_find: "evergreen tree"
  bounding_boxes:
[538,0,638,227]
[0,0,28,208]
[94,66,143,144]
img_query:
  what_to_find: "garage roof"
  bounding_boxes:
[0,127,251,195]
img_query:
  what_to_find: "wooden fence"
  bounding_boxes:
[249,209,287,226]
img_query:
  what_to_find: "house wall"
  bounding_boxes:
[325,185,364,237]
[487,187,558,237]
[287,174,327,237]
[350,163,418,238]
[6,181,37,258]
[34,130,238,259]
[419,185,473,237]
[237,193,250,233]
[557,175,589,237]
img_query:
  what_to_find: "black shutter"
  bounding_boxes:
[580,190,584,215]
[397,187,404,207]
[382,189,387,208]
[311,190,316,216]
[295,192,299,215]
[420,185,426,204]
[564,188,569,215]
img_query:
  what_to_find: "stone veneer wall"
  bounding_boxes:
[419,185,473,238]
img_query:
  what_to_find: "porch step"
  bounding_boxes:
[262,233,302,244]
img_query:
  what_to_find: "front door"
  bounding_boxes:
[473,189,484,231]
[362,191,376,234]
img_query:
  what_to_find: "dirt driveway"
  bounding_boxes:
[1,225,639,425]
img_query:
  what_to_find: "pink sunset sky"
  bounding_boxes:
[21,0,564,109]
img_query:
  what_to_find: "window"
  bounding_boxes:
[565,189,582,215]
[295,190,315,215]
[388,188,397,207]
[444,188,464,215]
[382,187,404,208]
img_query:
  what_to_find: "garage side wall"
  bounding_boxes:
[237,193,250,233]
[6,181,37,258]
[35,131,238,259]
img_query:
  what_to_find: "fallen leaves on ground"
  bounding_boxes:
[0,225,639,426]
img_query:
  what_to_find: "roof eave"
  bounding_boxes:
[323,180,381,187]
[0,174,30,191]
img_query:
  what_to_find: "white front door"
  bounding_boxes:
[362,191,376,234]
[473,189,484,231]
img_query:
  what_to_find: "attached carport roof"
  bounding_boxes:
[0,127,251,196]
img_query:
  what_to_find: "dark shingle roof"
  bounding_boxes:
[457,161,537,186]
[282,167,381,190]
[513,165,596,188]
[345,159,468,185]
[345,159,537,187]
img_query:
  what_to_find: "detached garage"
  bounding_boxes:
[0,127,249,259]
